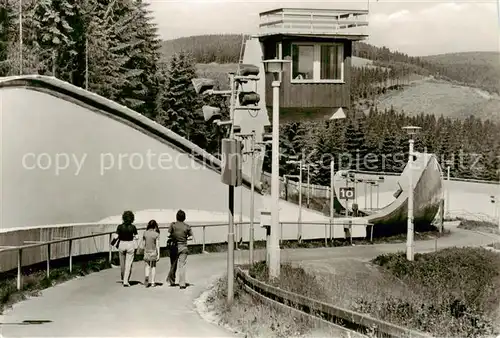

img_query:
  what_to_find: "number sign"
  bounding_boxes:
[339,187,355,200]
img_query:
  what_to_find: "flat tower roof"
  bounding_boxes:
[258,7,369,40]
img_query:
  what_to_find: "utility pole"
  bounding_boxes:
[85,37,89,90]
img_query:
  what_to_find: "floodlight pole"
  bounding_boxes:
[249,133,256,265]
[227,72,236,305]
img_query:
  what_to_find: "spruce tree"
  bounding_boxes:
[118,0,161,117]
[344,118,364,170]
[380,129,399,173]
[156,52,200,140]
[0,0,14,76]
[84,0,126,101]
[31,0,82,79]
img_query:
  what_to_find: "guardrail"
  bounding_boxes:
[0,220,373,290]
[235,267,432,338]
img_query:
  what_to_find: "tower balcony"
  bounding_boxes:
[258,7,369,39]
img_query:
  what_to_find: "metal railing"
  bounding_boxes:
[261,171,500,201]
[0,220,373,291]
[258,8,369,36]
[0,222,235,290]
[236,267,432,338]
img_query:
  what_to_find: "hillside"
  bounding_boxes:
[373,77,500,122]
[161,34,500,122]
[421,51,500,95]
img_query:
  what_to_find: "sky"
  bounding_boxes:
[146,0,499,56]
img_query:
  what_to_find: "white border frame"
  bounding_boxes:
[290,42,344,84]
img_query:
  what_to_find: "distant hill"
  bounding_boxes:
[160,34,247,64]
[373,77,500,122]
[421,51,500,94]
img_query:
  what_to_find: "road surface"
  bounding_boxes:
[0,223,498,337]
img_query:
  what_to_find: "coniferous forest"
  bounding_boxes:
[0,3,498,183]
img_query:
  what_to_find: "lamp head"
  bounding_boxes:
[263,59,290,74]
[232,125,241,134]
[192,78,216,95]
[202,105,221,123]
[402,125,422,136]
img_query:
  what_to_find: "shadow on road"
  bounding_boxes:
[0,320,52,325]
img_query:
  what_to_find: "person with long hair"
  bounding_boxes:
[114,210,138,287]
[143,220,160,287]
[167,210,193,289]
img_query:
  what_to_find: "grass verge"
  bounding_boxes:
[457,218,499,235]
[488,242,500,250]
[363,248,500,337]
[203,275,353,337]
[248,247,500,337]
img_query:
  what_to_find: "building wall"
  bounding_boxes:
[264,38,353,122]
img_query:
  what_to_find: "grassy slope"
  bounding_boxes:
[374,77,500,121]
[422,51,500,71]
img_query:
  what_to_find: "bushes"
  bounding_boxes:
[367,248,500,337]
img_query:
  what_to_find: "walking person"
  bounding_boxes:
[143,220,160,287]
[114,210,138,287]
[167,210,193,289]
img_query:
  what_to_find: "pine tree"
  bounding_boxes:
[118,0,161,117]
[31,0,82,79]
[0,0,14,76]
[380,129,399,173]
[84,0,127,101]
[156,52,200,140]
[344,118,364,170]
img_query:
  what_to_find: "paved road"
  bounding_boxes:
[0,224,498,337]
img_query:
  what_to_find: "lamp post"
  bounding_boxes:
[402,126,421,261]
[263,59,289,279]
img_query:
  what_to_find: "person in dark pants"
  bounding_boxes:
[167,210,193,289]
[114,210,138,287]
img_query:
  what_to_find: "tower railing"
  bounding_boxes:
[258,8,369,37]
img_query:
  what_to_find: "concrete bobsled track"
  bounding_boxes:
[0,75,330,229]
[334,152,443,235]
